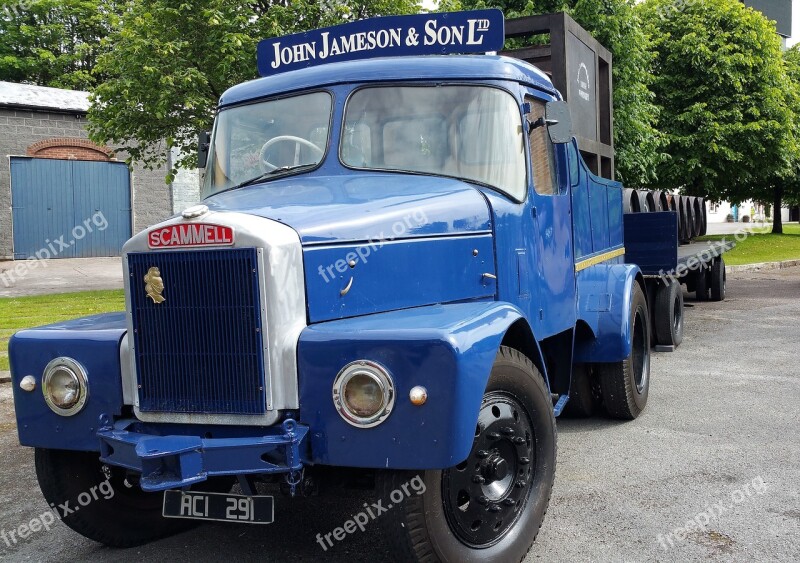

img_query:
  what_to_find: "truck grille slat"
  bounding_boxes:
[128,249,266,415]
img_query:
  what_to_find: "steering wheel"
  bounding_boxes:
[259,136,324,172]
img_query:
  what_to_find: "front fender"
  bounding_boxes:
[574,264,643,363]
[9,313,126,451]
[297,302,532,469]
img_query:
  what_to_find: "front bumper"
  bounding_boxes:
[97,419,308,492]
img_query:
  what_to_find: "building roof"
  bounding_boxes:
[220,55,557,108]
[0,82,90,113]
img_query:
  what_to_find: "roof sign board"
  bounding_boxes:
[257,9,505,77]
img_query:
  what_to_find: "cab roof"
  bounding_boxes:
[219,55,557,108]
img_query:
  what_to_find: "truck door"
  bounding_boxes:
[525,95,576,337]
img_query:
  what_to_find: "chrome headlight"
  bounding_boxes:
[42,358,88,416]
[332,361,394,428]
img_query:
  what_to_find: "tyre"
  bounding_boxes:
[710,258,726,301]
[597,283,651,420]
[35,448,232,547]
[654,280,684,347]
[378,346,556,562]
[561,364,599,418]
[695,267,709,301]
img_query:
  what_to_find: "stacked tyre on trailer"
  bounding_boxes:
[623,189,708,243]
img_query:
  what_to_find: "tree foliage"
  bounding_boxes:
[760,45,800,231]
[88,0,421,177]
[457,0,665,187]
[779,45,800,212]
[638,0,796,217]
[0,0,117,90]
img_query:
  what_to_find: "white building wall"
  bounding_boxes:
[170,147,201,214]
[705,199,788,224]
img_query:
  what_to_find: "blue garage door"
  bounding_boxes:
[10,158,132,259]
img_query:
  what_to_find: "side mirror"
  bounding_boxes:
[198,131,211,169]
[545,101,573,144]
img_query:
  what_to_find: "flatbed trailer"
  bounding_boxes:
[624,212,733,349]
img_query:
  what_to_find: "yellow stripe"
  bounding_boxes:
[574,247,626,272]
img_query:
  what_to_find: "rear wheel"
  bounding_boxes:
[654,280,684,347]
[378,347,556,562]
[597,283,651,420]
[711,258,726,301]
[695,267,710,301]
[562,364,599,418]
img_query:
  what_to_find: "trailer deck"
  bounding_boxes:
[676,240,734,271]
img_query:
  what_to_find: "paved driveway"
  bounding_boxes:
[0,258,123,298]
[0,268,797,562]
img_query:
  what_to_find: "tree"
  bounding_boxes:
[0,0,118,90]
[88,0,421,178]
[770,45,800,232]
[457,0,665,187]
[639,0,796,234]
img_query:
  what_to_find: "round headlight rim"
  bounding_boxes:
[42,357,89,417]
[332,360,395,428]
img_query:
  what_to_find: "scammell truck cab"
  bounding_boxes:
[9,10,651,561]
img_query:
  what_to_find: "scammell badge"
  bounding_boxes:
[144,267,166,304]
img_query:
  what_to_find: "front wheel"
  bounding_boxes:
[378,346,556,562]
[35,449,232,547]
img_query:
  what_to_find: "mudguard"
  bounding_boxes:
[574,263,643,363]
[9,313,126,451]
[297,301,541,469]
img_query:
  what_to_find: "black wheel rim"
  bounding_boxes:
[632,307,649,393]
[442,391,535,547]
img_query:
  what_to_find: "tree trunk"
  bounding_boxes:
[772,186,783,234]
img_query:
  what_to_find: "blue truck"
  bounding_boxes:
[9,10,729,561]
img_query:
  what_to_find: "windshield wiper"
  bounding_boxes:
[230,163,317,191]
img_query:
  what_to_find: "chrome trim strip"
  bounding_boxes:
[120,334,135,405]
[301,230,495,248]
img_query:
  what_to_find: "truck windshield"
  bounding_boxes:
[203,91,332,196]
[341,86,527,200]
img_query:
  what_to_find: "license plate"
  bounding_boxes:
[162,490,274,524]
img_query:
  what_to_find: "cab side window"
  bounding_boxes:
[527,98,558,196]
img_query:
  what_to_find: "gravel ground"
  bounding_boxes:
[0,267,798,562]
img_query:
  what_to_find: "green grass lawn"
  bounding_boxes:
[0,290,124,372]
[698,223,800,266]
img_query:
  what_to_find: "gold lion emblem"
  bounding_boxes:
[144,267,165,304]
